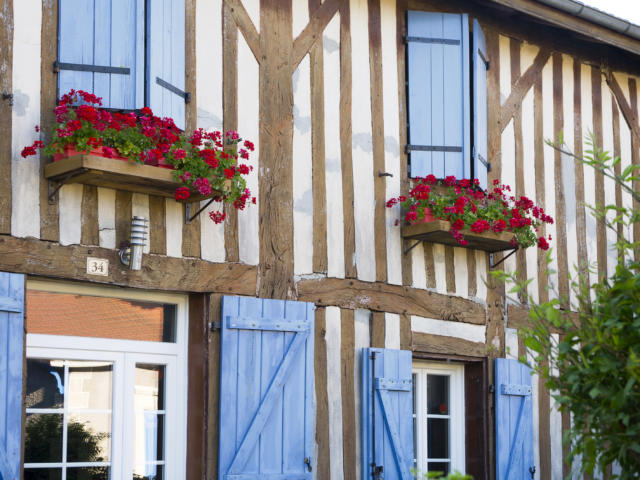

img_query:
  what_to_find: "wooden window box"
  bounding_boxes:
[402,220,516,254]
[44,154,217,203]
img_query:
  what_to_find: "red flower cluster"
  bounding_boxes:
[22,90,257,224]
[386,175,554,250]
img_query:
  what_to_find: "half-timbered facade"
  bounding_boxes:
[1,0,639,479]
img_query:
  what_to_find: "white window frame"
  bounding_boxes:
[24,279,189,480]
[412,361,466,475]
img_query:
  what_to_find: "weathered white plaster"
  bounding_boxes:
[11,0,42,238]
[293,54,313,275]
[97,188,116,249]
[58,185,82,246]
[384,313,400,350]
[165,199,183,257]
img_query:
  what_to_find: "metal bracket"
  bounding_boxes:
[489,248,518,269]
[156,77,191,103]
[1,92,14,106]
[377,171,393,177]
[185,198,215,224]
[403,239,422,256]
[478,49,490,70]
[209,321,221,331]
[48,172,79,204]
[53,60,130,75]
[405,144,463,154]
[404,35,460,46]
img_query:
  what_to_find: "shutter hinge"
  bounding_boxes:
[156,77,191,103]
[478,49,490,70]
[488,384,495,393]
[209,321,221,331]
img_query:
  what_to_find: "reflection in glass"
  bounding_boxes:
[26,359,64,409]
[26,290,177,343]
[67,362,112,410]
[412,373,417,468]
[427,418,449,458]
[24,414,63,463]
[67,413,112,462]
[24,468,62,480]
[66,467,110,480]
[134,364,166,477]
[428,462,450,475]
[427,375,449,415]
[134,464,164,480]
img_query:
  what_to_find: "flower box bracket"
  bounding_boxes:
[184,198,216,224]
[401,220,519,267]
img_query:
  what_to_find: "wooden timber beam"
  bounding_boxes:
[500,48,551,133]
[291,0,341,70]
[488,0,640,57]
[0,235,257,294]
[225,0,261,62]
[605,71,640,145]
[412,332,488,358]
[296,277,487,325]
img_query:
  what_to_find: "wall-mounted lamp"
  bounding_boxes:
[118,216,148,271]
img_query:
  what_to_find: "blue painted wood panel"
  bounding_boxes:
[0,272,25,480]
[147,0,186,129]
[495,358,535,480]
[473,19,489,189]
[58,0,140,109]
[407,12,469,179]
[218,296,315,479]
[361,348,414,480]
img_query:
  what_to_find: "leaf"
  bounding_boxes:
[524,337,543,353]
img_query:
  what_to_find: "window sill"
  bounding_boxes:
[44,154,216,203]
[402,220,515,253]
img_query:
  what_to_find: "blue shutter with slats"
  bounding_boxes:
[0,272,25,480]
[147,0,186,129]
[361,348,414,480]
[58,0,143,109]
[472,19,489,189]
[495,358,535,480]
[218,296,315,479]
[407,11,470,179]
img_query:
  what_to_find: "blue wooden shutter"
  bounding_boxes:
[495,358,535,480]
[0,272,25,480]
[58,0,143,109]
[147,0,187,129]
[218,296,315,479]
[407,12,470,179]
[472,19,489,189]
[361,348,414,480]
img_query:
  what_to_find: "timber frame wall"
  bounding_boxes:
[2,0,640,478]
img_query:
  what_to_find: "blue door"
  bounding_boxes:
[495,358,535,479]
[361,348,414,480]
[0,272,25,480]
[218,296,315,479]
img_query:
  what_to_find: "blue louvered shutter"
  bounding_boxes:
[407,12,470,179]
[0,272,25,480]
[472,19,489,189]
[58,0,143,109]
[147,0,187,129]
[361,348,414,480]
[495,358,535,480]
[218,296,315,479]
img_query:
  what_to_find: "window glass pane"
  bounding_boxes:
[26,359,64,409]
[427,418,449,459]
[67,413,112,462]
[133,463,164,480]
[428,461,450,475]
[134,365,166,467]
[24,468,62,480]
[427,374,449,415]
[26,291,177,342]
[24,414,63,463]
[68,361,113,410]
[66,467,110,480]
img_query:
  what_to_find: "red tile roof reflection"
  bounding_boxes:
[26,290,166,341]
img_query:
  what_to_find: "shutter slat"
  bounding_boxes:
[58,0,138,109]
[473,19,489,189]
[407,12,469,179]
[148,0,186,129]
[219,296,315,479]
[0,272,25,480]
[495,358,535,480]
[362,348,414,480]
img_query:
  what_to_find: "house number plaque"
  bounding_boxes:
[87,257,109,276]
